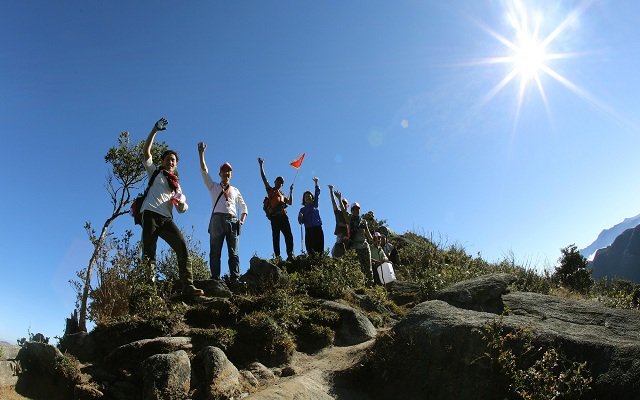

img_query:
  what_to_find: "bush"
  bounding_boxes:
[474,312,592,399]
[553,244,593,294]
[291,251,365,299]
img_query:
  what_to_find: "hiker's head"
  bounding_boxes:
[219,162,233,183]
[160,150,179,173]
[351,202,361,215]
[302,190,313,205]
[274,176,284,188]
[373,231,382,244]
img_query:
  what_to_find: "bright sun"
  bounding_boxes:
[474,0,593,113]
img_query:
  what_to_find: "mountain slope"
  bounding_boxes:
[580,214,640,260]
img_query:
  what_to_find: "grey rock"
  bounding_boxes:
[104,337,192,378]
[15,341,63,375]
[142,350,191,400]
[193,346,241,399]
[384,280,425,306]
[74,383,104,399]
[59,331,98,362]
[240,257,288,285]
[0,360,18,388]
[321,301,376,346]
[359,273,640,400]
[433,272,516,312]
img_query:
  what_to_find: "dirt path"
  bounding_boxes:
[245,338,376,399]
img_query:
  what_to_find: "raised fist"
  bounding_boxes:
[155,118,169,131]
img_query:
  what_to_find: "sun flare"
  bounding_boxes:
[473,0,596,115]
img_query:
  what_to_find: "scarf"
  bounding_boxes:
[160,168,180,193]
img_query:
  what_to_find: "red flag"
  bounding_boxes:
[290,153,305,169]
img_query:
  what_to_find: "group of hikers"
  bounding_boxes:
[138,118,398,298]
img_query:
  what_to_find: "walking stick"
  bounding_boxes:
[300,223,305,254]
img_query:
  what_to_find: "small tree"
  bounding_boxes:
[554,244,593,294]
[76,132,167,332]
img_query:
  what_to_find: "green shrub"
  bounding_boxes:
[291,251,365,299]
[474,312,592,399]
[591,277,640,309]
[53,353,82,384]
[553,244,593,294]
[237,311,295,366]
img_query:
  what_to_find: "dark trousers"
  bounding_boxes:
[141,210,193,284]
[270,213,294,258]
[305,225,324,254]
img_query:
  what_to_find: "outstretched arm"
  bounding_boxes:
[258,158,270,190]
[335,190,350,224]
[329,184,339,211]
[198,142,208,172]
[143,118,168,161]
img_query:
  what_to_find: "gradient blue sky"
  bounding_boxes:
[3,0,640,343]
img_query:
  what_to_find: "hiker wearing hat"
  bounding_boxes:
[335,193,375,286]
[140,118,204,297]
[369,232,389,285]
[199,142,248,282]
[258,157,295,260]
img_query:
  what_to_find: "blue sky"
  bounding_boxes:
[2,0,640,343]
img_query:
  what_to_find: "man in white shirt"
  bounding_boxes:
[141,118,203,297]
[199,142,248,282]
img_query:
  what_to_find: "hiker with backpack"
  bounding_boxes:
[298,177,324,254]
[258,157,295,260]
[329,186,350,257]
[139,118,204,297]
[335,192,375,286]
[198,142,248,282]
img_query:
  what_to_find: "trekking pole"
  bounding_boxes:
[300,223,305,254]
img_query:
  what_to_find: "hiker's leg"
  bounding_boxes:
[226,219,240,281]
[281,216,294,258]
[270,217,281,257]
[208,214,224,279]
[141,211,162,279]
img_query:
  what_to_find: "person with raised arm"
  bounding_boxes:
[140,118,203,297]
[199,142,247,282]
[258,157,295,260]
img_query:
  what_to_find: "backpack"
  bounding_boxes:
[130,169,161,225]
[262,190,287,220]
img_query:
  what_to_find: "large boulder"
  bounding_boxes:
[192,346,242,399]
[353,273,640,400]
[241,257,288,285]
[321,301,377,346]
[141,350,191,400]
[59,331,98,362]
[104,337,192,378]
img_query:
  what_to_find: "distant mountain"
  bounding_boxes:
[590,224,640,283]
[579,214,640,261]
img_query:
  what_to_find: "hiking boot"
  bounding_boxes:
[183,284,204,297]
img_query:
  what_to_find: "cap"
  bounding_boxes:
[374,232,382,237]
[351,202,360,210]
[275,176,284,183]
[220,162,233,172]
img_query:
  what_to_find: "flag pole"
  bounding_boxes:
[291,168,300,186]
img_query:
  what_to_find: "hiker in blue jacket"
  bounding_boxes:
[298,177,324,254]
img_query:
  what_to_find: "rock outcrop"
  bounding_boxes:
[352,273,640,400]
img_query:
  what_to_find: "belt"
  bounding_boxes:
[213,212,235,219]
